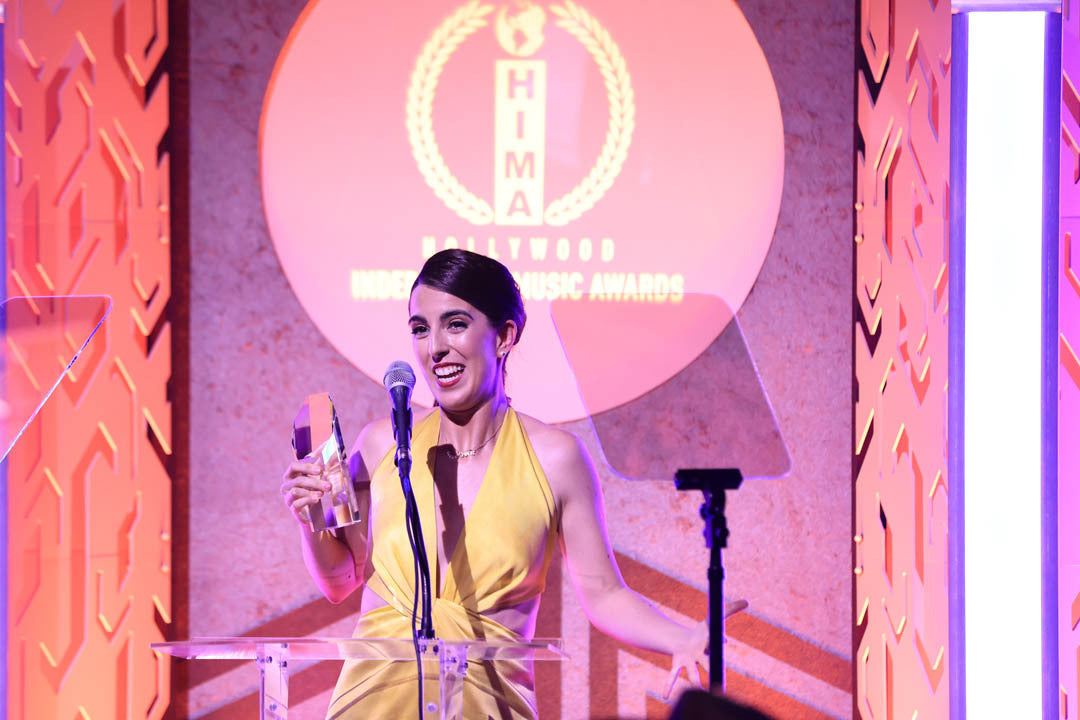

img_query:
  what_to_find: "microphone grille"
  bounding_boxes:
[383,360,416,391]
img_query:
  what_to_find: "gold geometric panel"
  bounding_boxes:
[854,0,951,718]
[4,1,172,717]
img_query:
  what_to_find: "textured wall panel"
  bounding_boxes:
[854,0,951,718]
[1061,3,1080,717]
[4,1,172,718]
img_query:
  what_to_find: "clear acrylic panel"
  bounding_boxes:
[550,292,790,480]
[153,636,566,720]
[0,295,112,461]
[152,636,566,662]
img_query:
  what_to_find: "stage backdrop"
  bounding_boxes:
[3,1,174,719]
[181,0,853,718]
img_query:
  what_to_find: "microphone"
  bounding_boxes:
[383,361,416,478]
[382,360,435,642]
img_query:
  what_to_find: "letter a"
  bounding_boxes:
[507,191,533,218]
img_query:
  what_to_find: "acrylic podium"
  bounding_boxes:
[152,636,566,719]
[0,295,113,716]
[0,295,113,461]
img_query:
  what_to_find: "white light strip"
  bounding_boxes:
[953,0,1059,11]
[963,10,1046,718]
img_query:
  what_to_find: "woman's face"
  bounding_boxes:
[408,284,514,411]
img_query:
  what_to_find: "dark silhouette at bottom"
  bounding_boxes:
[668,690,778,720]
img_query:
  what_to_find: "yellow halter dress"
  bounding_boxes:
[326,407,559,719]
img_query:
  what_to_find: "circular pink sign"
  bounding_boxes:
[261,0,783,422]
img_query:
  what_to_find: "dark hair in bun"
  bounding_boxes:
[411,249,526,344]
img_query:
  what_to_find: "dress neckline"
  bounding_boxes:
[425,407,515,598]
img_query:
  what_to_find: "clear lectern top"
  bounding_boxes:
[153,636,566,720]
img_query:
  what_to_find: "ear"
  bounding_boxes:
[496,320,518,358]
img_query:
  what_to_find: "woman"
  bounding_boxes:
[281,249,733,718]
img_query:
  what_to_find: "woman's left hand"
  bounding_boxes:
[665,619,709,699]
[663,600,750,699]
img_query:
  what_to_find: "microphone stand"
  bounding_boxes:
[674,468,743,693]
[393,408,435,641]
[383,363,433,720]
[396,452,434,720]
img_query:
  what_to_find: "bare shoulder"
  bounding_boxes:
[351,408,438,477]
[516,412,586,464]
[515,412,596,500]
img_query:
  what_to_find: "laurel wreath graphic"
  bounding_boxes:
[544,1,635,225]
[407,1,496,225]
[406,0,635,227]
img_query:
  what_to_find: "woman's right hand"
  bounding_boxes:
[280,458,333,527]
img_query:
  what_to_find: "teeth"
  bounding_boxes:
[435,365,464,378]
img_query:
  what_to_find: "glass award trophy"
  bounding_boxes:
[292,392,363,531]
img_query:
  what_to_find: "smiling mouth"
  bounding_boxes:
[433,364,464,387]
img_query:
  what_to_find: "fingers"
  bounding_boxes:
[287,486,325,503]
[280,458,332,496]
[723,599,749,618]
[694,655,709,686]
[289,493,319,513]
[665,621,717,700]
[665,663,703,700]
[290,501,312,525]
[280,457,333,524]
[664,666,681,700]
[281,475,333,494]
[285,485,324,526]
[282,458,324,481]
[280,480,332,516]
[282,484,328,513]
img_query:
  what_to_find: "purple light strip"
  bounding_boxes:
[947,12,969,720]
[1042,11,1062,719]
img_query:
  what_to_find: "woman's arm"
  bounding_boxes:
[280,418,389,604]
[538,427,721,695]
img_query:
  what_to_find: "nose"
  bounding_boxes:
[428,327,449,363]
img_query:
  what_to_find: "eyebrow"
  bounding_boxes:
[408,309,475,325]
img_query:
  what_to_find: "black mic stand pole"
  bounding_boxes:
[394,411,435,641]
[674,468,743,693]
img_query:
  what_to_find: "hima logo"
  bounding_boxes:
[260,0,784,420]
[407,1,634,227]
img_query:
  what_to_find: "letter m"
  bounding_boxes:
[505,151,535,179]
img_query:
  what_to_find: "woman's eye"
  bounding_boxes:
[448,320,468,331]
[410,325,428,336]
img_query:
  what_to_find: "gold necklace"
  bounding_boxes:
[444,411,506,460]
